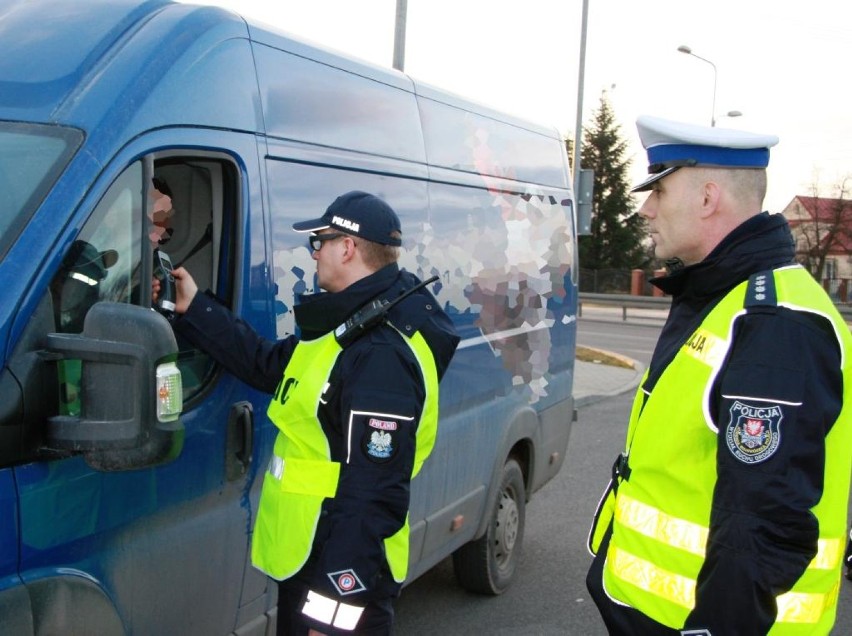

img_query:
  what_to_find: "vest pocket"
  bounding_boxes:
[253,477,322,580]
[272,456,340,498]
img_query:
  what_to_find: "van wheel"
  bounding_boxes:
[452,459,525,595]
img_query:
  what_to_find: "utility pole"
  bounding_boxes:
[393,0,407,71]
[574,0,593,235]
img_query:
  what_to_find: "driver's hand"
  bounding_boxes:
[171,267,198,314]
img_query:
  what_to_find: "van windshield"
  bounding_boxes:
[0,121,83,261]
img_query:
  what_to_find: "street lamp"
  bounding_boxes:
[677,45,717,126]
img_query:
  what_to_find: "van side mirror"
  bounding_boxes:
[45,302,184,471]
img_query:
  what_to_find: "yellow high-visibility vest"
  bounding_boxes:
[252,325,439,583]
[590,266,852,634]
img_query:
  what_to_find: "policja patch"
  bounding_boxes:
[725,400,783,464]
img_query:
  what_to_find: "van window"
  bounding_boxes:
[152,157,237,401]
[50,163,143,335]
[0,122,83,261]
[47,154,237,408]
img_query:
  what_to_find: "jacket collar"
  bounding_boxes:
[651,212,796,300]
[293,264,400,340]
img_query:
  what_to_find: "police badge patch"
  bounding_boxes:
[362,417,398,463]
[725,400,783,464]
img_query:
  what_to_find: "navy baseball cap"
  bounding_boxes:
[632,115,779,192]
[62,240,118,281]
[292,191,402,246]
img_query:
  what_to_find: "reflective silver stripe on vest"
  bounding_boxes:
[616,493,707,557]
[616,492,843,570]
[268,454,284,481]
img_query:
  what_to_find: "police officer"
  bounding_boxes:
[50,240,119,415]
[586,116,852,635]
[51,239,118,333]
[164,191,459,635]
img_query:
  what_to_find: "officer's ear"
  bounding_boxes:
[341,235,360,264]
[699,180,723,219]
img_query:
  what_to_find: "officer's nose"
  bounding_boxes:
[638,195,655,220]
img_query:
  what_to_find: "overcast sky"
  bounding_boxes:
[182,0,852,213]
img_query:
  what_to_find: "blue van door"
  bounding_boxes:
[10,132,274,634]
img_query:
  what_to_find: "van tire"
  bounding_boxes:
[452,459,525,595]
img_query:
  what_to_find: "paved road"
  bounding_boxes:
[577,315,661,366]
[395,390,631,635]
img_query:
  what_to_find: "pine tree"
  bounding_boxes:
[576,93,648,270]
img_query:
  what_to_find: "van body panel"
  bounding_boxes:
[254,42,426,164]
[0,0,170,121]
[412,79,565,143]
[532,399,573,489]
[247,23,415,94]
[416,93,570,188]
[0,1,577,631]
[417,485,487,568]
[0,1,258,132]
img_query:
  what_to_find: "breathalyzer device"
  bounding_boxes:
[153,249,177,319]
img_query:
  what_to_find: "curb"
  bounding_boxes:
[574,347,645,408]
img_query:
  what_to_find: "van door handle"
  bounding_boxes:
[226,401,253,481]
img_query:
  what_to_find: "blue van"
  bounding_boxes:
[0,0,578,632]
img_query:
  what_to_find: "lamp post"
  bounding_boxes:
[677,45,717,126]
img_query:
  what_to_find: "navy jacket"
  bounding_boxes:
[587,213,844,635]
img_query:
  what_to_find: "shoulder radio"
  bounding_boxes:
[334,275,438,347]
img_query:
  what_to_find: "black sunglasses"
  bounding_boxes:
[309,232,346,251]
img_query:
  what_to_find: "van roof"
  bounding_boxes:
[0,0,254,131]
[1,0,560,131]
[0,0,567,187]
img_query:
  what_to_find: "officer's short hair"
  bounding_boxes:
[355,231,401,270]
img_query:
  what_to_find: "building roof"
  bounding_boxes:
[791,195,852,221]
[782,195,852,253]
